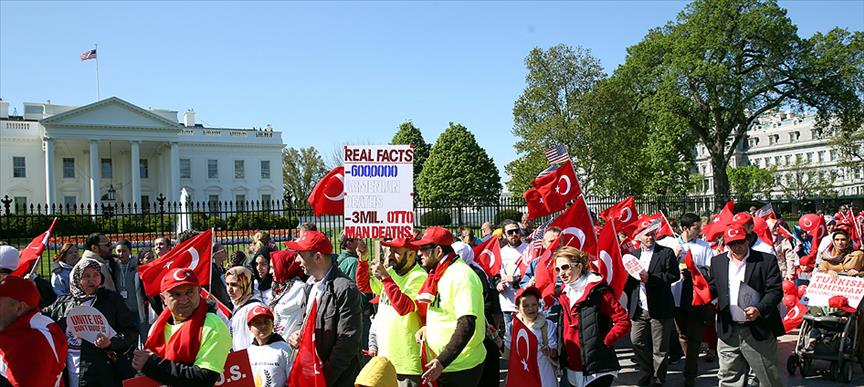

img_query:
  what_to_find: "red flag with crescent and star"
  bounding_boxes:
[632,212,675,239]
[288,299,326,387]
[12,217,57,277]
[138,229,212,296]
[704,200,735,243]
[594,221,627,299]
[549,196,597,254]
[599,196,639,236]
[523,160,581,219]
[533,236,559,307]
[783,301,806,333]
[308,166,345,217]
[472,235,502,278]
[798,214,826,268]
[506,316,542,387]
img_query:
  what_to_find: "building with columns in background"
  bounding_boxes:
[0,97,284,213]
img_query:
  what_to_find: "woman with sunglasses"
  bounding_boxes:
[555,246,630,387]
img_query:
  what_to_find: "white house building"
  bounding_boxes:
[0,97,285,213]
[693,109,864,197]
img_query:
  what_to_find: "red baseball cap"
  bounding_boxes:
[409,227,454,248]
[381,238,418,251]
[161,268,200,293]
[724,226,747,243]
[732,212,754,225]
[0,275,39,308]
[246,305,275,325]
[829,295,857,313]
[515,286,542,304]
[284,230,333,255]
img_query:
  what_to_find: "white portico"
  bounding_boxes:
[0,97,285,213]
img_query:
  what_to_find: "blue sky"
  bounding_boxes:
[2,1,862,182]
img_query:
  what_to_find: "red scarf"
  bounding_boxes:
[416,253,458,304]
[145,300,208,364]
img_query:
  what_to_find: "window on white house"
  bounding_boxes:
[260,160,271,179]
[234,160,245,179]
[101,158,112,179]
[12,157,25,177]
[208,160,218,179]
[139,159,149,179]
[63,158,75,178]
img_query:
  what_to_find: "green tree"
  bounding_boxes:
[282,147,327,204]
[777,157,837,200]
[614,0,863,199]
[390,121,431,185]
[727,165,776,200]
[416,122,501,205]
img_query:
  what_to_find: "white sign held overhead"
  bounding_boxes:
[343,145,414,239]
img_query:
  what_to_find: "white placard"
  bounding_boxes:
[622,253,645,279]
[343,145,414,239]
[802,272,864,309]
[66,305,116,344]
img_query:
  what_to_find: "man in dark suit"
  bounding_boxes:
[624,227,681,386]
[708,225,783,387]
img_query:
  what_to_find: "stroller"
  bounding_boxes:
[787,305,859,383]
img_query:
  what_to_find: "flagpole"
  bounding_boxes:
[209,227,215,290]
[94,44,101,100]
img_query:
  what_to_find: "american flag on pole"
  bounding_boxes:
[537,144,570,178]
[80,49,97,61]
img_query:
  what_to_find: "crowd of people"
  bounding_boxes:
[1,205,863,387]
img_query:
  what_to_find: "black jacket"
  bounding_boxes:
[300,266,363,387]
[560,283,621,375]
[709,249,784,342]
[624,244,680,320]
[43,288,139,387]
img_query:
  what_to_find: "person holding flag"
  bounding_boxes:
[498,220,527,336]
[131,267,232,386]
[503,286,558,387]
[355,237,427,386]
[555,246,630,387]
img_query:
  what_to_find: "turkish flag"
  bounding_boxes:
[752,216,774,246]
[523,161,581,218]
[632,212,675,240]
[288,299,326,387]
[549,196,597,254]
[472,236,502,278]
[798,214,826,267]
[783,302,806,333]
[684,249,711,306]
[12,217,57,277]
[308,166,345,217]
[599,196,639,236]
[705,201,735,242]
[506,316,542,387]
[594,221,627,299]
[138,229,213,296]
[843,210,863,248]
[533,237,559,307]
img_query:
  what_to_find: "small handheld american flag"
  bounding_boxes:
[537,144,570,178]
[80,49,97,61]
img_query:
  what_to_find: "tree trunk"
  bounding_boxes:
[711,151,730,207]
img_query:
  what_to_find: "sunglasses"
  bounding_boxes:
[505,229,521,235]
[554,263,576,272]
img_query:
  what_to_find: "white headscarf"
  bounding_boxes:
[451,241,475,267]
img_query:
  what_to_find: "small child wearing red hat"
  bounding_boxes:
[246,305,292,387]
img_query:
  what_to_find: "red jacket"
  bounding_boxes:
[0,310,68,386]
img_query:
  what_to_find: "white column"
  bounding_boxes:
[169,142,180,202]
[130,141,141,210]
[89,140,100,214]
[44,137,56,213]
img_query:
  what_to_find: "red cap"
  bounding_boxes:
[381,238,418,251]
[409,227,454,248]
[724,226,747,243]
[161,268,200,293]
[284,230,333,255]
[515,286,542,304]
[0,275,39,308]
[829,295,857,313]
[732,212,753,225]
[246,305,275,325]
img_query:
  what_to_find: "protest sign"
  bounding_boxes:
[66,305,116,344]
[622,254,645,279]
[801,272,864,308]
[123,349,254,387]
[343,145,414,239]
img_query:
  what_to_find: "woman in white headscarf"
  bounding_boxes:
[225,266,264,351]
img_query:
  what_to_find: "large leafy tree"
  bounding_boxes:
[727,165,776,200]
[282,147,327,204]
[615,0,863,199]
[390,121,431,182]
[416,122,501,205]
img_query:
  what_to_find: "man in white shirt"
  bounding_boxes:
[497,219,527,335]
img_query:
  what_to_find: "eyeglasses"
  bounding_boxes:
[505,229,521,235]
[554,263,575,272]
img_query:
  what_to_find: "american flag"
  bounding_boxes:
[80,49,97,61]
[545,144,570,164]
[755,203,775,219]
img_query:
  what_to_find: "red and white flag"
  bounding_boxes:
[599,196,639,236]
[532,237,559,308]
[549,196,597,254]
[12,217,57,277]
[523,160,581,219]
[472,236,502,278]
[288,299,326,387]
[704,201,735,243]
[80,49,97,61]
[632,212,675,239]
[594,221,627,299]
[308,166,344,217]
[506,316,542,387]
[783,301,806,333]
[752,216,775,247]
[755,203,776,220]
[684,249,712,306]
[138,229,213,296]
[798,214,826,268]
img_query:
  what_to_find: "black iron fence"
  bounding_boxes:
[2,193,862,278]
